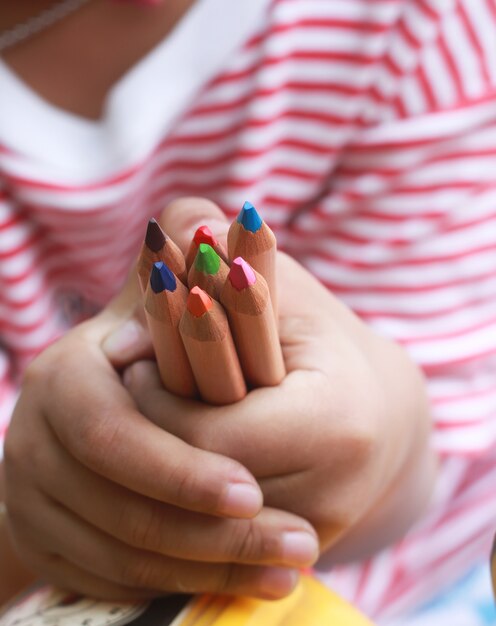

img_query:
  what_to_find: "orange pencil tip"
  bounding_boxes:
[187,286,213,317]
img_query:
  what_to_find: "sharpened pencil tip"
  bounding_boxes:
[229,257,256,290]
[237,201,263,233]
[193,225,218,247]
[187,286,213,317]
[150,262,177,293]
[194,243,221,275]
[145,218,166,252]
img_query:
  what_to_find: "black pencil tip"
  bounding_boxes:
[145,218,166,252]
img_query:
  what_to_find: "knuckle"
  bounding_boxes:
[183,416,218,451]
[125,501,165,552]
[3,431,21,473]
[120,556,160,589]
[165,455,217,512]
[344,427,376,469]
[22,345,63,389]
[22,357,47,388]
[187,427,213,452]
[230,520,270,562]
[166,462,196,506]
[213,562,237,594]
[73,410,120,474]
[330,399,379,473]
[3,424,38,481]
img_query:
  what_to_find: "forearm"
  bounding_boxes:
[0,462,36,607]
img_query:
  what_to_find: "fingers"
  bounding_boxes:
[13,494,300,600]
[36,437,318,568]
[18,553,157,602]
[123,360,330,477]
[101,305,155,368]
[158,197,229,254]
[17,350,262,519]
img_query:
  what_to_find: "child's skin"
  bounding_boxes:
[1,198,437,602]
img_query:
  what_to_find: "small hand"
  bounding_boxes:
[3,203,319,601]
[122,198,436,558]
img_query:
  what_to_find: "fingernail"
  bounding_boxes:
[281,532,319,566]
[258,568,299,598]
[219,483,262,518]
[102,319,145,358]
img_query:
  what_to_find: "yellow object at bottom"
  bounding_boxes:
[0,574,373,626]
[179,575,372,626]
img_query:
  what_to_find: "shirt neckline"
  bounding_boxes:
[0,0,271,183]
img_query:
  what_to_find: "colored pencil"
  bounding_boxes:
[179,286,247,405]
[227,202,278,318]
[137,218,187,291]
[144,262,197,398]
[220,257,285,388]
[187,243,229,301]
[185,224,229,269]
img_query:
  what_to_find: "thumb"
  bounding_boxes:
[99,263,154,368]
[158,196,230,254]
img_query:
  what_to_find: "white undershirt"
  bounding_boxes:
[0,0,271,181]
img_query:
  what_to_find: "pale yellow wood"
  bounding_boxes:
[186,239,229,270]
[144,281,197,398]
[137,237,187,293]
[187,258,229,301]
[227,221,278,320]
[220,269,285,388]
[179,300,247,405]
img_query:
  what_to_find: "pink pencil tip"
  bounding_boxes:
[229,257,256,291]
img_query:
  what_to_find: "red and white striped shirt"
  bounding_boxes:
[1,0,495,620]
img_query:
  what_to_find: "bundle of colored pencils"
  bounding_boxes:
[137,202,286,405]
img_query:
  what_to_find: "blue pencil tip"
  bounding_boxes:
[237,201,263,233]
[150,262,177,293]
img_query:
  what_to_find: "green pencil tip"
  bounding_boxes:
[195,243,221,275]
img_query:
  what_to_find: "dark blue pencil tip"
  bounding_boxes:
[237,201,263,233]
[150,262,177,293]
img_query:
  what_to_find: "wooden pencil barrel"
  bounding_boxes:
[145,315,197,398]
[227,221,278,319]
[179,299,247,405]
[221,268,285,388]
[137,229,188,292]
[188,260,229,301]
[137,245,157,293]
[144,279,197,399]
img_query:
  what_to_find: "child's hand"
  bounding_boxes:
[2,206,320,600]
[122,199,436,559]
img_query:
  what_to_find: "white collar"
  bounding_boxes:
[0,0,271,182]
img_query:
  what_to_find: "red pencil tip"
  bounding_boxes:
[193,225,218,248]
[229,257,256,290]
[187,286,213,317]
